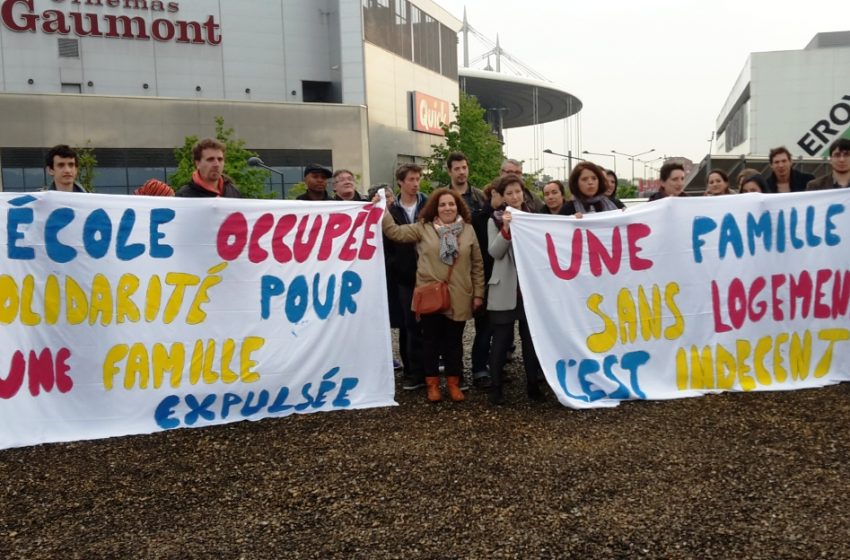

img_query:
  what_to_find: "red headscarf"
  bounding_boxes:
[134,179,175,197]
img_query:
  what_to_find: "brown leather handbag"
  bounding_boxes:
[412,264,454,316]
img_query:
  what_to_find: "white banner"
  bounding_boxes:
[0,192,396,449]
[511,191,850,409]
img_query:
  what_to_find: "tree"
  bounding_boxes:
[75,141,97,192]
[425,93,503,189]
[616,181,638,199]
[286,181,307,200]
[169,116,271,198]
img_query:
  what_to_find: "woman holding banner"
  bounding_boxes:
[381,188,485,403]
[563,162,621,216]
[486,175,544,405]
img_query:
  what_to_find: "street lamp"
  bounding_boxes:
[248,156,287,197]
[637,156,664,180]
[582,150,616,173]
[611,148,655,184]
[543,148,585,178]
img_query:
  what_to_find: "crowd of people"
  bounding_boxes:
[35,136,850,405]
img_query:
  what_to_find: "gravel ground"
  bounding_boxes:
[2,329,850,559]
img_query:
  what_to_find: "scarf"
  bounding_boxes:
[572,195,619,215]
[192,170,224,196]
[433,218,464,265]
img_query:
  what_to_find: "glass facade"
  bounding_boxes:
[723,101,749,153]
[1,148,332,198]
[362,0,458,80]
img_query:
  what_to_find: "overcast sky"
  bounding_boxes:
[435,0,846,180]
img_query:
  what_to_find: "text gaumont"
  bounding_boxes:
[1,0,221,45]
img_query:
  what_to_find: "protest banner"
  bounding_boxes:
[510,190,850,409]
[0,192,396,449]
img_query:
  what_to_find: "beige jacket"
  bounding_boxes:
[382,213,485,321]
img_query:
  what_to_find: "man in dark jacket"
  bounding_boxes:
[175,138,241,198]
[332,169,365,201]
[447,151,492,388]
[43,144,87,193]
[388,163,428,390]
[766,146,814,193]
[297,163,333,201]
[807,138,850,190]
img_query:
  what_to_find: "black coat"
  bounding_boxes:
[176,178,241,198]
[387,193,427,287]
[766,168,815,193]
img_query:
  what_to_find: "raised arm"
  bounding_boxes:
[382,212,423,244]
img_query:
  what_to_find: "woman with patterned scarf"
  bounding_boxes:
[562,162,621,216]
[486,175,545,405]
[381,188,485,403]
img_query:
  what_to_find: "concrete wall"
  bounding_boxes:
[364,43,457,184]
[0,0,338,103]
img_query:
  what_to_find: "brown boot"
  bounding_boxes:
[446,376,465,402]
[425,377,442,402]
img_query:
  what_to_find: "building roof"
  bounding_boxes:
[458,68,582,129]
[805,30,850,49]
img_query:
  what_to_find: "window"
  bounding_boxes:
[724,102,749,153]
[2,168,25,190]
[128,167,167,188]
[363,0,392,52]
[93,168,128,190]
[302,81,334,103]
[363,0,456,79]
[24,168,46,189]
[61,83,82,94]
[412,9,440,74]
[440,24,458,80]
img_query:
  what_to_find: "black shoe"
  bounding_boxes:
[402,375,425,391]
[473,370,491,388]
[489,387,505,406]
[527,384,544,402]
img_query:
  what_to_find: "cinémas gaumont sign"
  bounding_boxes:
[0,0,221,45]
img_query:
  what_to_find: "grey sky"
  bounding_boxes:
[436,0,846,180]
